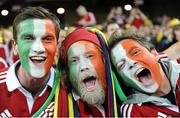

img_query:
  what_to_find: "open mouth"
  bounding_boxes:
[135,68,153,86]
[82,76,97,91]
[30,56,46,63]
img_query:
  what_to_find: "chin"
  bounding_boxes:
[139,83,159,94]
[30,69,45,79]
[79,85,105,105]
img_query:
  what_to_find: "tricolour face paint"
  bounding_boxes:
[17,19,57,78]
[67,41,106,105]
[111,39,163,93]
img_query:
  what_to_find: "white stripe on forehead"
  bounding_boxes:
[69,42,86,56]
[30,19,46,53]
[34,19,46,36]
[112,42,136,66]
[112,43,127,64]
[68,42,94,68]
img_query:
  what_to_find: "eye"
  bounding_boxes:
[117,59,125,70]
[87,54,94,59]
[130,48,141,56]
[42,36,54,42]
[23,35,34,41]
[70,57,79,64]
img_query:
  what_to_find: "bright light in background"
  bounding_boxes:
[1,9,9,16]
[57,8,65,14]
[124,4,132,11]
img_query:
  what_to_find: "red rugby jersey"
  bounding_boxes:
[0,62,57,117]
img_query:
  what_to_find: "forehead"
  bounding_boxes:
[120,39,141,48]
[68,40,99,56]
[111,41,126,63]
[17,18,55,34]
[111,39,141,61]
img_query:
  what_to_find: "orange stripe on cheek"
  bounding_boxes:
[122,40,162,85]
[91,50,106,89]
[44,20,57,72]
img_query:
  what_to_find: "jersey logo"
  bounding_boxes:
[0,109,12,117]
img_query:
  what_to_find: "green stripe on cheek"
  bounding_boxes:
[17,19,34,72]
[68,48,79,88]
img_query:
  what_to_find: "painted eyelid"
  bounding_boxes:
[129,48,141,56]
[22,35,34,40]
[86,54,94,59]
[69,57,79,63]
[42,35,55,41]
[116,60,125,70]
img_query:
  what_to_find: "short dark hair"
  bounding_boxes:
[109,29,154,51]
[13,6,60,41]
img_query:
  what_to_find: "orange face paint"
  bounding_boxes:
[111,39,164,93]
[17,19,57,78]
[67,41,106,105]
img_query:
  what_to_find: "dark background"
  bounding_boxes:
[0,0,180,27]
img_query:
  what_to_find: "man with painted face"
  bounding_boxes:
[60,27,118,117]
[109,30,180,117]
[0,7,61,117]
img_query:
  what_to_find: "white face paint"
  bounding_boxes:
[17,19,56,79]
[111,42,159,93]
[67,41,106,105]
[28,20,46,78]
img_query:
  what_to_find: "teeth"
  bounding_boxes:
[30,56,46,61]
[136,68,144,75]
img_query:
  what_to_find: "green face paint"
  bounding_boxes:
[111,40,159,93]
[17,19,34,74]
[67,41,106,105]
[17,18,57,78]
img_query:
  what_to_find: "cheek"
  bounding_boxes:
[17,40,31,61]
[69,65,79,89]
[130,53,162,84]
[70,65,79,78]
[91,58,106,89]
[43,41,57,71]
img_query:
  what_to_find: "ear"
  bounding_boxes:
[12,39,18,55]
[150,49,159,61]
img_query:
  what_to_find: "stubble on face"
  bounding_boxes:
[68,41,106,105]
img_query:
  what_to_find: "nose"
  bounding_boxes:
[80,58,90,72]
[80,66,89,72]
[129,62,138,70]
[32,39,45,54]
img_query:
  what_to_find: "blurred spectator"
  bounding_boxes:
[54,26,68,66]
[75,5,96,27]
[170,19,180,44]
[164,18,180,62]
[102,21,121,39]
[107,6,126,26]
[128,8,150,29]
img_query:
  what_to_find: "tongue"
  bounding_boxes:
[139,74,153,86]
[85,79,96,89]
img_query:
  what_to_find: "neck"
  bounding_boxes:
[17,65,50,97]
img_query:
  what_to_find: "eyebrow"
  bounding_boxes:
[127,46,139,54]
